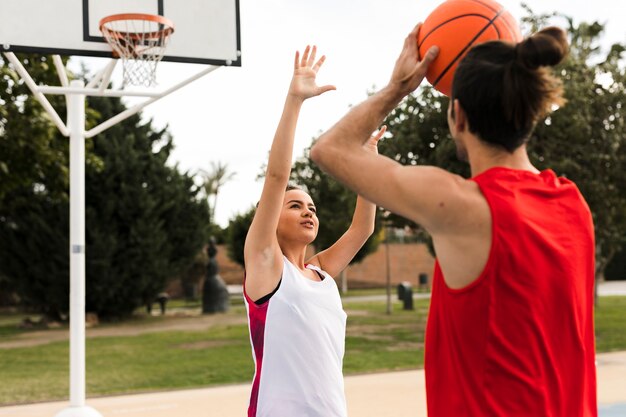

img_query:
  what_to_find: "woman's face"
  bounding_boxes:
[277,189,319,244]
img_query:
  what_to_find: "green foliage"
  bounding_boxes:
[0,56,209,319]
[0,54,102,202]
[179,249,208,300]
[226,206,256,267]
[0,324,252,404]
[83,95,210,317]
[210,224,228,244]
[290,144,382,263]
[0,54,82,316]
[605,248,626,281]
[0,191,71,317]
[0,54,69,202]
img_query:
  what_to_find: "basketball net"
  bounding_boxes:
[100,14,175,87]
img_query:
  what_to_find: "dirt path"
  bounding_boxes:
[0,309,248,349]
[0,293,427,349]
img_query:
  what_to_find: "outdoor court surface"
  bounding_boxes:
[2,350,625,417]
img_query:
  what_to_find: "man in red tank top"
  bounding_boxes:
[311,25,597,417]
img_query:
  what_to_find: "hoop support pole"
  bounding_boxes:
[39,85,162,98]
[54,79,103,417]
[52,55,69,87]
[85,60,117,89]
[86,61,111,89]
[99,60,117,93]
[85,64,220,138]
[68,79,87,408]
[3,52,70,136]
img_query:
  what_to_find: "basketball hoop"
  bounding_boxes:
[99,14,175,87]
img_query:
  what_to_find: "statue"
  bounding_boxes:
[202,237,230,313]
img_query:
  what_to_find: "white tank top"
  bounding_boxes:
[244,256,348,417]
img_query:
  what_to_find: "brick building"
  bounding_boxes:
[345,242,435,289]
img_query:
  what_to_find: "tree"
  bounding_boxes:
[605,248,626,281]
[198,161,236,226]
[0,54,69,202]
[0,54,102,202]
[84,95,210,318]
[0,57,210,319]
[196,162,235,312]
[226,206,256,267]
[0,54,97,315]
[379,9,625,283]
[0,190,71,317]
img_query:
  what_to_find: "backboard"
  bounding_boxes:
[0,0,241,66]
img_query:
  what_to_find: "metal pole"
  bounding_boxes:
[86,60,116,89]
[39,85,162,98]
[98,60,117,93]
[52,55,69,87]
[385,224,392,315]
[55,80,102,417]
[69,79,86,409]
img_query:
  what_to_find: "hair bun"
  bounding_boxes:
[516,26,569,69]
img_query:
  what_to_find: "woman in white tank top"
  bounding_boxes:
[243,46,381,417]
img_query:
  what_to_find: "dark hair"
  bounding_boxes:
[451,27,569,152]
[285,184,302,192]
[255,184,303,208]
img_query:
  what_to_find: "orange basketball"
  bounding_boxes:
[417,0,522,96]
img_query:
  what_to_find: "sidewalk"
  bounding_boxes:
[3,350,625,417]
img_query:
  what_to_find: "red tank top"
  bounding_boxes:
[425,167,597,417]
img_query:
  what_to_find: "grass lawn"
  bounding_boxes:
[0,296,624,405]
[0,324,253,404]
[594,296,626,352]
[344,300,429,374]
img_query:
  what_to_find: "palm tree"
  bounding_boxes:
[198,161,236,224]
[197,163,235,315]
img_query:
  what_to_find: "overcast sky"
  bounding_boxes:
[72,0,625,227]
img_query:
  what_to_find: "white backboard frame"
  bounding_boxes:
[0,0,241,66]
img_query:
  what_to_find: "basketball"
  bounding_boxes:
[417,0,522,96]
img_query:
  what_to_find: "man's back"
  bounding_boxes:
[425,167,597,417]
